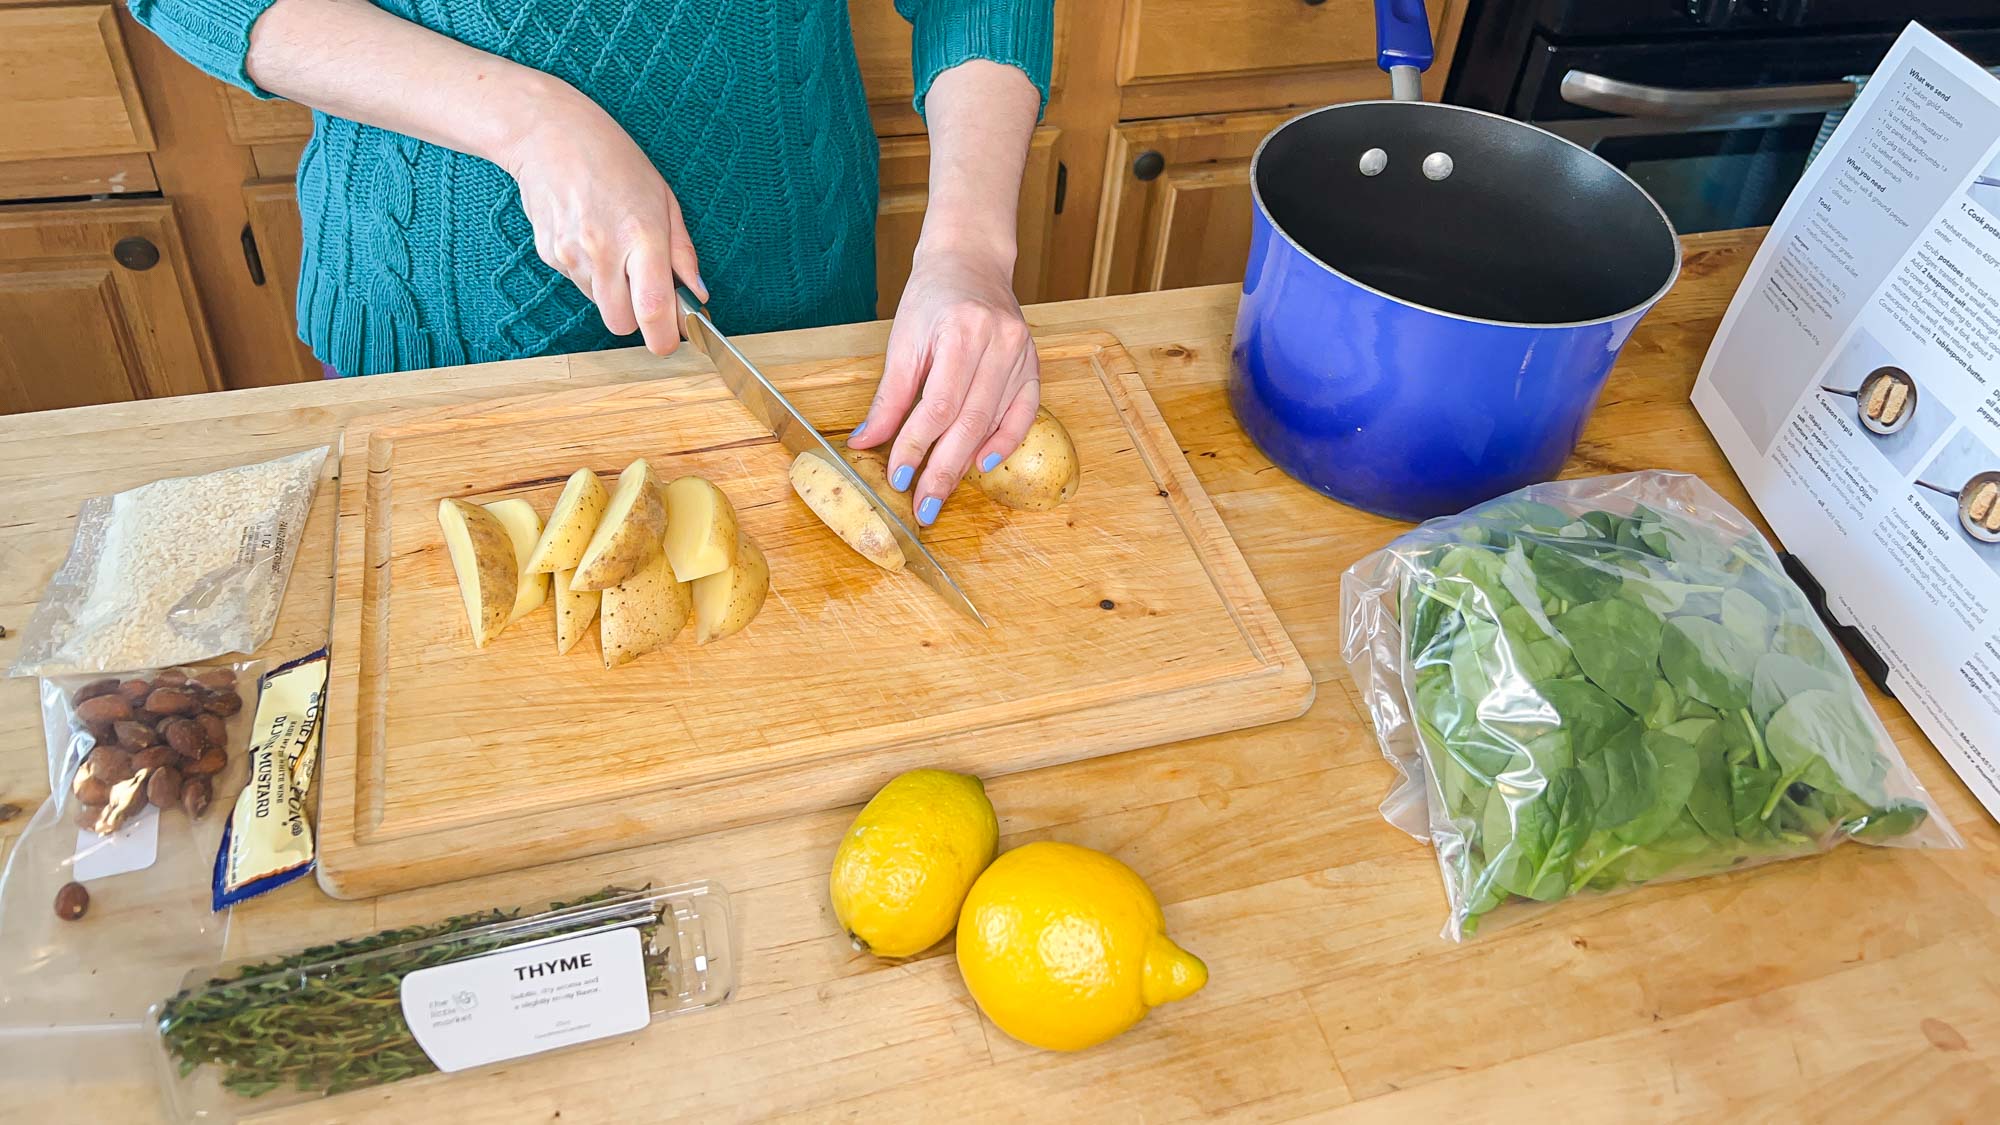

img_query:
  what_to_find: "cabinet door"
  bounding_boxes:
[241,179,322,382]
[0,201,219,414]
[874,127,1061,318]
[1089,111,1291,297]
[0,3,154,162]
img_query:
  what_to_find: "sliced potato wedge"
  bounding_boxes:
[975,407,1080,511]
[552,567,601,656]
[599,546,693,667]
[482,498,550,624]
[664,475,741,582]
[523,468,609,574]
[571,459,667,591]
[693,531,770,645]
[438,498,518,648]
[789,451,903,572]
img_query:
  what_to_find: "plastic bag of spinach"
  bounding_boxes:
[1342,471,1957,940]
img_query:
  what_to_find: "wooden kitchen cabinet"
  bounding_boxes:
[0,0,1463,408]
[1089,110,1293,297]
[0,200,220,414]
[241,179,322,382]
[875,128,1061,317]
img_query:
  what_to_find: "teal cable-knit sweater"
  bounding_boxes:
[127,0,1052,376]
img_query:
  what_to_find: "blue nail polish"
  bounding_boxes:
[850,421,867,440]
[917,496,942,526]
[979,452,1002,473]
[891,464,914,492]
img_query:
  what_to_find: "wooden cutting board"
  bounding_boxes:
[317,331,1312,898]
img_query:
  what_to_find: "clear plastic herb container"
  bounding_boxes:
[150,881,732,1121]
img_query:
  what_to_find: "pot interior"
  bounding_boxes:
[1254,102,1680,324]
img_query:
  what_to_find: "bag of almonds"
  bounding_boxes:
[0,661,262,1031]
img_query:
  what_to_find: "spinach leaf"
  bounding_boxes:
[1766,689,1888,799]
[1660,616,1758,711]
[1593,724,1660,828]
[1612,732,1700,846]
[1750,652,1832,725]
[1533,678,1633,759]
[1686,724,1737,840]
[1720,588,1775,650]
[1530,545,1624,606]
[1556,598,1665,714]
[1482,769,1594,901]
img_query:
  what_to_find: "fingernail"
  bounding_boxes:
[692,272,708,299]
[979,452,1002,473]
[917,496,942,526]
[849,421,867,442]
[891,464,914,492]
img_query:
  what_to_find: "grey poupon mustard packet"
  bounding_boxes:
[213,649,328,909]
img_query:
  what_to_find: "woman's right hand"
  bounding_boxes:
[498,93,707,355]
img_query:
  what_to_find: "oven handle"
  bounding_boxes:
[1559,70,1858,118]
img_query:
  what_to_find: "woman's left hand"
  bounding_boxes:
[848,242,1039,528]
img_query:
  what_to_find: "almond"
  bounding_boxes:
[87,747,137,784]
[182,776,213,819]
[164,718,205,757]
[203,690,244,717]
[197,712,227,748]
[118,679,152,705]
[147,766,184,809]
[195,668,237,689]
[155,669,189,685]
[187,747,227,777]
[114,720,159,749]
[144,688,197,716]
[71,772,111,807]
[73,679,122,705]
[133,747,176,771]
[76,694,135,725]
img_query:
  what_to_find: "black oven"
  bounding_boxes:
[1447,2,2000,233]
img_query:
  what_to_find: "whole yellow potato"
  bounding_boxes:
[974,408,1079,511]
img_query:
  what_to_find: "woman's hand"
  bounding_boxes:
[849,241,1039,527]
[499,93,707,355]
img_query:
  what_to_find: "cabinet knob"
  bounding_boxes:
[1133,150,1165,182]
[1302,0,1327,6]
[113,237,160,271]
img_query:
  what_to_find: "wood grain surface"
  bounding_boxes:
[2,229,1998,1121]
[319,333,1311,897]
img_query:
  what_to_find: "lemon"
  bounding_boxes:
[955,841,1207,1051]
[830,769,998,958]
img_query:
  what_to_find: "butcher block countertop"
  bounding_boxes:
[3,227,1999,1120]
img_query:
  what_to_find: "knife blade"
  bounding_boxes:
[674,286,987,627]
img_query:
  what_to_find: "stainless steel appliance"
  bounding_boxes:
[1446,2,2000,232]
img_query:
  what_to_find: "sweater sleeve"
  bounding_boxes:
[895,0,1054,120]
[126,0,283,99]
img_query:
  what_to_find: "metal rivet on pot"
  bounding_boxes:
[1359,148,1388,177]
[1422,152,1454,181]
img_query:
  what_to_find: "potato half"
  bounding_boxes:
[790,451,904,572]
[523,468,609,574]
[438,498,519,648]
[693,531,770,645]
[552,567,601,656]
[599,546,693,667]
[974,407,1080,511]
[482,498,551,624]
[571,459,667,591]
[664,476,741,582]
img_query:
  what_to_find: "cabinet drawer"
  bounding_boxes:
[0,4,155,161]
[1117,0,1447,85]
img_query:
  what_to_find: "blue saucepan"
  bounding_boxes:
[1228,0,1681,521]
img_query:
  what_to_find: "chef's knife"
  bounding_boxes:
[673,286,987,627]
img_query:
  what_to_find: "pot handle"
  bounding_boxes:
[1374,0,1434,102]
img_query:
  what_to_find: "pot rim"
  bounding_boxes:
[1248,100,1685,331]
